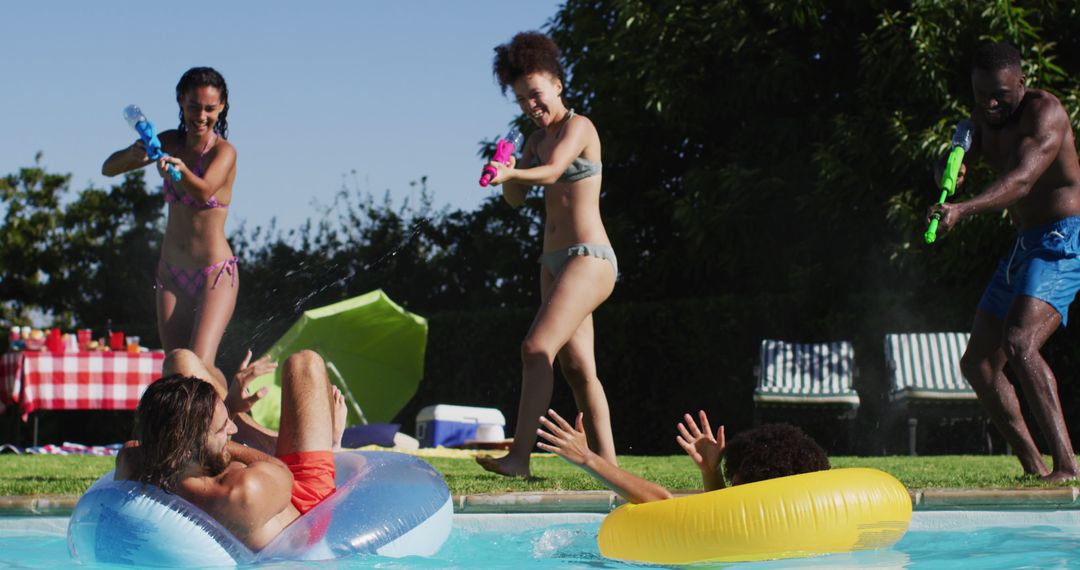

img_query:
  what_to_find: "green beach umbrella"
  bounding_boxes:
[247,289,427,430]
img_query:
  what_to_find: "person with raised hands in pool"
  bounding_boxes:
[927,42,1080,482]
[536,409,829,504]
[476,31,619,479]
[102,67,239,370]
[115,350,347,550]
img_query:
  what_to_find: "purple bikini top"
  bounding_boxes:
[163,134,228,210]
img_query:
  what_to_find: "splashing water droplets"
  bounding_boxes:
[231,218,431,362]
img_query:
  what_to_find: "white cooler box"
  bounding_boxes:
[416,404,505,448]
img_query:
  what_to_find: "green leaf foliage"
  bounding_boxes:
[548,0,1080,326]
[0,160,161,338]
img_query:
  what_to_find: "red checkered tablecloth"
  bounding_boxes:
[0,351,165,421]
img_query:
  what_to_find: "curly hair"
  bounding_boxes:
[175,66,230,139]
[493,31,566,95]
[135,374,219,491]
[973,42,1022,73]
[723,423,829,485]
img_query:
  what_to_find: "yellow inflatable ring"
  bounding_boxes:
[598,467,912,565]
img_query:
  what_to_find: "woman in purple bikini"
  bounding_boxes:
[103,67,238,368]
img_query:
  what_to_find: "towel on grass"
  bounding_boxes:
[16,442,122,456]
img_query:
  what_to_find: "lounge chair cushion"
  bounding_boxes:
[885,332,976,402]
[754,340,859,406]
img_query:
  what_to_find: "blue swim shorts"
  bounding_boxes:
[977,216,1080,326]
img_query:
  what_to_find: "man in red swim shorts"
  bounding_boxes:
[116,350,345,550]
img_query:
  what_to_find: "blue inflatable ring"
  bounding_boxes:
[67,451,453,566]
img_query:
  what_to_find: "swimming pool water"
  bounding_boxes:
[3,511,1080,569]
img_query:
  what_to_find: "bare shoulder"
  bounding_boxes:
[1028,89,1064,108]
[566,113,601,155]
[203,139,237,179]
[214,137,237,154]
[216,461,289,513]
[217,462,266,501]
[173,465,257,521]
[1025,90,1069,128]
[567,112,597,135]
[209,138,237,161]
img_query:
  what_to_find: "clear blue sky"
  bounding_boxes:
[1,1,562,234]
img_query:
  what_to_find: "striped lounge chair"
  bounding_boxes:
[753,340,860,449]
[884,332,990,455]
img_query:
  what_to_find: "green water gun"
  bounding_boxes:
[925,119,974,244]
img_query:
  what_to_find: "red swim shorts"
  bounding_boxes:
[278,450,336,514]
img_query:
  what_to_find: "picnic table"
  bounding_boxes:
[0,350,165,445]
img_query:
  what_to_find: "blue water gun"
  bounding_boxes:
[123,105,181,182]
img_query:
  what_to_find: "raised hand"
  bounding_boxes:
[676,410,725,475]
[128,139,148,161]
[224,350,276,416]
[536,409,594,466]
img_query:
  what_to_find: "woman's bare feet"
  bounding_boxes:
[331,386,347,451]
[476,454,531,478]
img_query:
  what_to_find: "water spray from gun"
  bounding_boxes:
[123,105,182,182]
[925,119,973,244]
[479,127,524,187]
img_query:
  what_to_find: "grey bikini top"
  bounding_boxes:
[559,156,603,182]
[524,110,602,182]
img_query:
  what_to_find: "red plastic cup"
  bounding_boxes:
[47,328,63,353]
[77,329,92,351]
[109,331,125,351]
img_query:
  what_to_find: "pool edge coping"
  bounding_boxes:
[4,487,1080,516]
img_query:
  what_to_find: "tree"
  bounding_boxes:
[546,0,1080,332]
[0,159,163,337]
[0,153,69,324]
[55,171,163,333]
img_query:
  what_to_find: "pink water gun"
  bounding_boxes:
[479,127,524,186]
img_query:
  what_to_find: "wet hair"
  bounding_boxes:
[175,66,230,139]
[493,31,566,95]
[972,42,1022,73]
[135,374,220,491]
[723,423,830,485]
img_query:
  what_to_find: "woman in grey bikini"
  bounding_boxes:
[477,31,618,478]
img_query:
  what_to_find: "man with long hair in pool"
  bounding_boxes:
[160,347,346,455]
[927,42,1080,482]
[477,31,619,479]
[115,350,347,550]
[536,409,829,504]
[103,67,239,370]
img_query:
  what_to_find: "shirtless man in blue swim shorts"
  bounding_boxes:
[928,42,1080,482]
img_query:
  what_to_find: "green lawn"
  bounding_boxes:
[2,454,1077,497]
